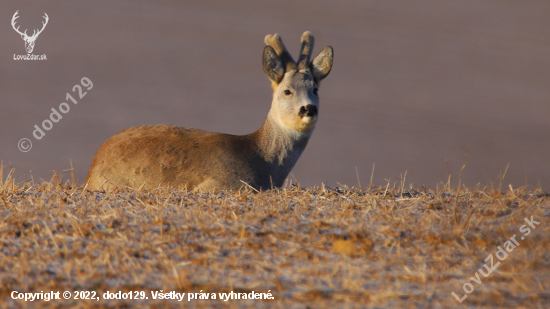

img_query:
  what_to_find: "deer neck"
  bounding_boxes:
[252,110,313,172]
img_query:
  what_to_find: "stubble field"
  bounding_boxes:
[0,170,549,308]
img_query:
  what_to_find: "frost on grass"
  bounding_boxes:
[0,175,549,308]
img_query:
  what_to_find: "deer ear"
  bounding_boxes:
[263,46,284,83]
[311,46,333,83]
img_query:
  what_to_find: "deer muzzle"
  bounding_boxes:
[299,104,318,118]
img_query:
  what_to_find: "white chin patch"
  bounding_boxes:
[301,115,317,124]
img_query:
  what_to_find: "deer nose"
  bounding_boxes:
[299,104,318,117]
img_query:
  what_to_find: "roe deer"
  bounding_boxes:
[86,31,333,191]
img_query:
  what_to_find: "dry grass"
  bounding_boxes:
[0,170,549,308]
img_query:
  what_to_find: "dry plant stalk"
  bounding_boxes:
[0,179,548,308]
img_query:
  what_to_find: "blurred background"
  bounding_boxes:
[1,0,549,189]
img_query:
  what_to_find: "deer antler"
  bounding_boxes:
[11,11,49,39]
[11,11,28,37]
[297,31,315,70]
[265,31,316,72]
[31,13,49,38]
[265,33,297,72]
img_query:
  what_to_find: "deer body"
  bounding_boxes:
[86,32,333,191]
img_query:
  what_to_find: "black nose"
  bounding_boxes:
[299,104,318,117]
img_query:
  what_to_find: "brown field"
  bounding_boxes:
[1,168,549,308]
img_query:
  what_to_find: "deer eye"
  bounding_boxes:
[284,90,292,96]
[313,88,319,95]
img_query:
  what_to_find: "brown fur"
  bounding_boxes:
[86,32,333,191]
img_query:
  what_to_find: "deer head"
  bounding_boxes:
[263,32,333,134]
[12,11,49,54]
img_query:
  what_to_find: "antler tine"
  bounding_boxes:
[265,33,297,71]
[11,11,27,36]
[32,13,49,38]
[297,31,315,70]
